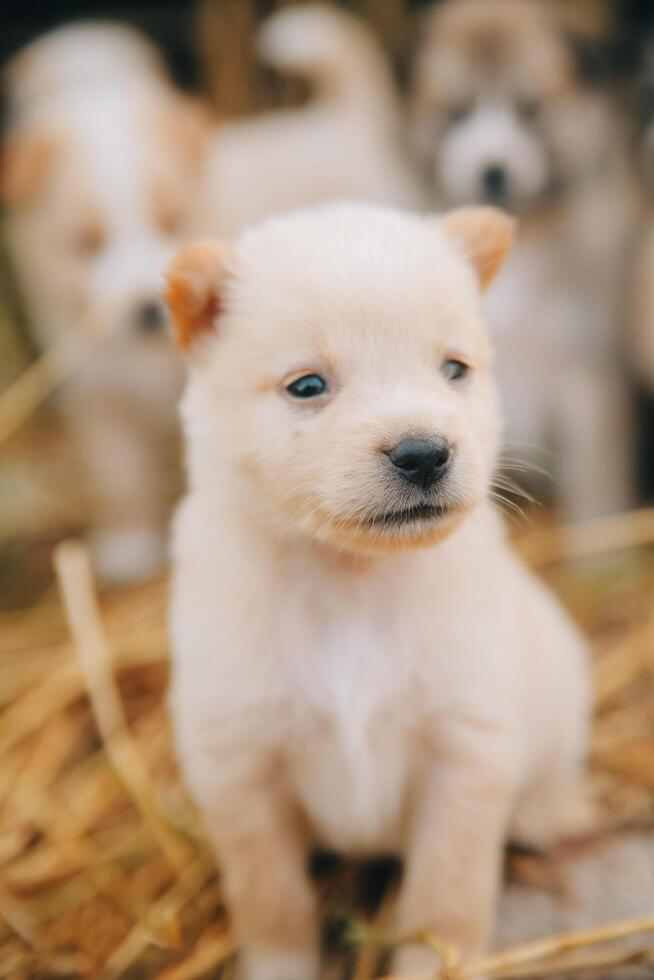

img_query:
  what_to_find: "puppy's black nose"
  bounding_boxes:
[387,437,451,490]
[482,164,508,202]
[135,300,166,334]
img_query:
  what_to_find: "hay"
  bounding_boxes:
[1,510,654,977]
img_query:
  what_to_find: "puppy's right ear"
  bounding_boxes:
[164,242,233,351]
[441,206,515,290]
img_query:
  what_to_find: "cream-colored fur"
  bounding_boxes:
[2,23,208,582]
[166,203,591,979]
[199,5,424,238]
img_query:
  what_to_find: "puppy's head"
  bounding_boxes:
[166,204,513,555]
[410,0,614,212]
[1,85,209,349]
[2,22,168,109]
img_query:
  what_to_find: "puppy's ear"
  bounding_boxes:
[441,206,515,290]
[164,241,233,351]
[0,132,56,206]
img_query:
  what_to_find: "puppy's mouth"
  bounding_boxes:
[364,500,449,528]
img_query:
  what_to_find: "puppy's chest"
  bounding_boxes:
[284,613,418,854]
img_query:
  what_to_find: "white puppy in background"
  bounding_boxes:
[165,202,591,979]
[2,22,209,582]
[410,0,637,521]
[199,4,425,238]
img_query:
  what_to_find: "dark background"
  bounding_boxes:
[2,0,653,81]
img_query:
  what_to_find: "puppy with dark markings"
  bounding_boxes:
[410,0,638,520]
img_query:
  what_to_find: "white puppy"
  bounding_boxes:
[410,0,637,520]
[165,203,591,979]
[199,4,424,238]
[2,23,209,581]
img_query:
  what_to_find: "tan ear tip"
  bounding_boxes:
[163,240,231,351]
[490,207,517,242]
[164,241,209,284]
[163,245,202,351]
[441,204,516,289]
[460,205,517,240]
[443,204,516,231]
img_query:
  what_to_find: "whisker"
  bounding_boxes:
[496,456,553,480]
[491,475,539,506]
[488,489,528,525]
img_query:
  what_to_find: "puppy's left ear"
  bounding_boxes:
[164,241,233,351]
[441,206,516,290]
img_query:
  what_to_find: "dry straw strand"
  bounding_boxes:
[0,333,92,445]
[155,924,235,980]
[462,914,654,976]
[378,914,654,979]
[53,540,190,872]
[104,855,218,974]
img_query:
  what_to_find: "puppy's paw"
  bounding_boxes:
[240,947,319,980]
[89,527,167,584]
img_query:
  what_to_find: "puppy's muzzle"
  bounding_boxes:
[385,436,451,490]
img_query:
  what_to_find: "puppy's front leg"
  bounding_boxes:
[393,753,514,974]
[202,785,319,980]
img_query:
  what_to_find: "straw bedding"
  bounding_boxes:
[1,512,654,979]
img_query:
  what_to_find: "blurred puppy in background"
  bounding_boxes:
[165,203,591,979]
[410,0,636,520]
[1,23,209,582]
[200,4,424,238]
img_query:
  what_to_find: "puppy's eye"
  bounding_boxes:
[75,223,105,257]
[286,373,328,399]
[447,101,473,125]
[516,98,540,122]
[441,358,469,382]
